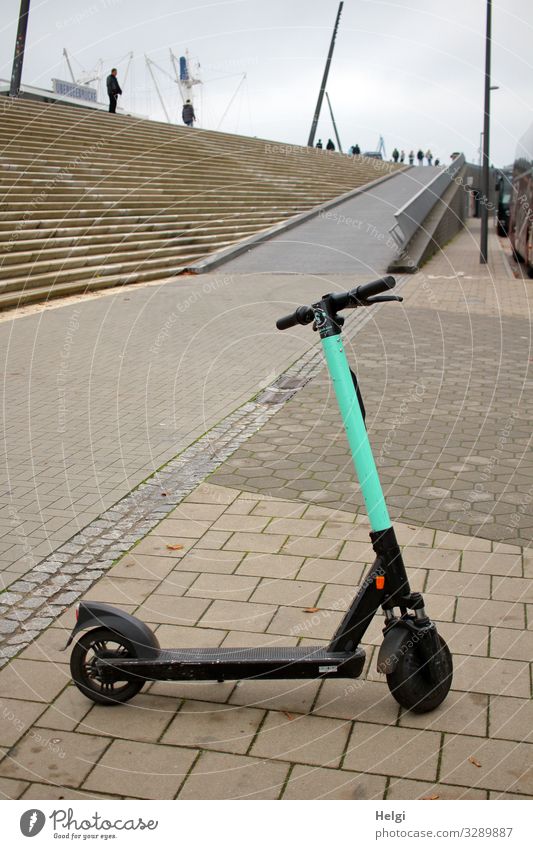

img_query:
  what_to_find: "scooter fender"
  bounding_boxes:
[65,601,160,658]
[376,622,409,675]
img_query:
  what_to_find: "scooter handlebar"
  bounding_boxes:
[275,305,314,330]
[334,275,397,309]
[275,276,398,330]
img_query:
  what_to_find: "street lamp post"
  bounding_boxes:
[480,0,492,264]
[9,0,31,98]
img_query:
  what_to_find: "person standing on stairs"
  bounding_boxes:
[106,68,122,114]
[182,100,196,127]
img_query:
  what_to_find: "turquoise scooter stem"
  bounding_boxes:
[321,333,391,532]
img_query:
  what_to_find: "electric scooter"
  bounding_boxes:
[67,276,453,713]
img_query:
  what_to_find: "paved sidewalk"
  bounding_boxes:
[0,273,326,584]
[0,212,531,802]
[0,482,530,800]
[211,221,533,545]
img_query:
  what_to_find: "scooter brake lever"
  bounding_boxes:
[363,295,403,305]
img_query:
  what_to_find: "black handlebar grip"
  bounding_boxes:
[276,306,314,330]
[351,275,396,302]
[276,313,299,330]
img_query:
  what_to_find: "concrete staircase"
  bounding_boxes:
[0,98,401,309]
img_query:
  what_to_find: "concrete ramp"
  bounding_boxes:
[222,167,441,275]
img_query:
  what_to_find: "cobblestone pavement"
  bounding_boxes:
[0,272,340,584]
[211,221,533,546]
[0,483,530,801]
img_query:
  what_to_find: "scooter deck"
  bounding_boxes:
[96,645,366,682]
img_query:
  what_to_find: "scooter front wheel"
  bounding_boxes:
[386,631,453,713]
[70,627,145,705]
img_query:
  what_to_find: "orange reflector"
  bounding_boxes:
[375,576,385,590]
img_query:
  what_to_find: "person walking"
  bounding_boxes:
[426,149,433,165]
[435,158,440,167]
[400,149,405,163]
[408,150,415,165]
[417,149,424,166]
[392,147,399,163]
[326,138,335,151]
[106,68,122,113]
[316,139,323,149]
[352,143,361,155]
[182,99,196,127]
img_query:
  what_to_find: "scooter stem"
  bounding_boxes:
[321,333,391,532]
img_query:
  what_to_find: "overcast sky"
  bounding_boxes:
[1,0,531,165]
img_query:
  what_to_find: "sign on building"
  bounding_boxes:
[52,79,97,102]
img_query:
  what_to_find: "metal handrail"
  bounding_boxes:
[389,153,465,248]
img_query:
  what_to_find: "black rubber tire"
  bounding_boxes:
[70,627,145,705]
[386,632,453,713]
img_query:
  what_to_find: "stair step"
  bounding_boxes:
[0,225,263,255]
[0,98,399,308]
[0,266,188,309]
[0,250,207,293]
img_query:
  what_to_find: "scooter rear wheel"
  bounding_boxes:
[386,631,453,713]
[70,627,145,705]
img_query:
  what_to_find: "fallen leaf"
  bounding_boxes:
[166,544,184,551]
[468,756,482,768]
[283,711,295,720]
[422,795,440,800]
[304,607,320,613]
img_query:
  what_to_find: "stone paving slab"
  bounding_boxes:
[0,484,530,800]
[211,221,533,546]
